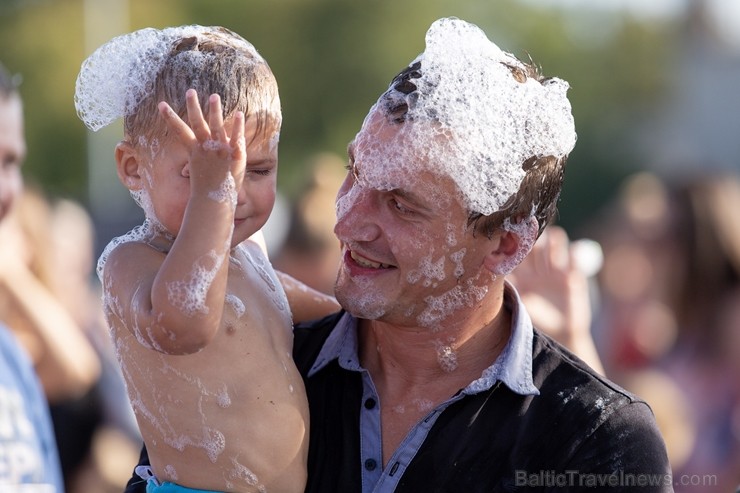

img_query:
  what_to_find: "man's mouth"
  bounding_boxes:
[349,250,391,269]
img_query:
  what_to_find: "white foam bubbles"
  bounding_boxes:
[412,397,435,412]
[433,339,459,372]
[449,248,467,279]
[229,458,265,493]
[240,244,289,313]
[97,220,158,282]
[163,464,178,481]
[207,173,238,206]
[340,272,389,320]
[353,17,576,219]
[406,253,446,287]
[75,25,263,131]
[225,293,246,318]
[216,386,231,408]
[417,278,489,328]
[166,249,224,317]
[494,215,539,275]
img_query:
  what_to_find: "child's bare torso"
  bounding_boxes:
[104,240,308,493]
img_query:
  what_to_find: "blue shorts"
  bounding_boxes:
[136,465,224,493]
[147,481,223,493]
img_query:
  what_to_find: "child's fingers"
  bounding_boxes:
[229,111,246,155]
[185,89,210,141]
[208,94,227,142]
[158,101,195,141]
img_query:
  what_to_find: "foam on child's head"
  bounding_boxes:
[354,17,577,218]
[74,25,275,132]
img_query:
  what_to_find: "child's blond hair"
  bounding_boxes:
[76,26,281,144]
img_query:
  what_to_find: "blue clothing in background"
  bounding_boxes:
[0,323,64,492]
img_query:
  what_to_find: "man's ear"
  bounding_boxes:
[482,217,539,276]
[482,230,520,273]
[115,141,143,191]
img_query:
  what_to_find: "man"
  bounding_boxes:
[0,60,65,492]
[128,17,672,492]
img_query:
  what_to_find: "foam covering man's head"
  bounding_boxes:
[353,18,577,250]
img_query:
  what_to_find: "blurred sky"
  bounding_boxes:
[523,0,740,47]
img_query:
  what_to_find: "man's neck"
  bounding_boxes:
[358,284,511,392]
[357,284,511,467]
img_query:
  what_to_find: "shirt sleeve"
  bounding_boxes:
[558,400,674,492]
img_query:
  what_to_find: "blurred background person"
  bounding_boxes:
[0,185,103,492]
[0,71,139,492]
[587,170,740,491]
[272,152,345,296]
[0,58,64,493]
[509,225,605,375]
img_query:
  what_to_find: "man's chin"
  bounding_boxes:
[335,281,389,321]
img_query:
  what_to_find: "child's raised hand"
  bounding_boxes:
[158,89,246,199]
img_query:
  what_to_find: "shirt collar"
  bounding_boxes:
[308,281,539,396]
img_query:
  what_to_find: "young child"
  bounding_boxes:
[75,26,337,493]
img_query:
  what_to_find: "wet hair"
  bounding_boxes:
[468,153,567,239]
[470,61,567,238]
[125,27,281,143]
[384,57,568,239]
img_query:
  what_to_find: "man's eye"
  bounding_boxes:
[250,169,272,176]
[344,162,360,182]
[392,198,413,215]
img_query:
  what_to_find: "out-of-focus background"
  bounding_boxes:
[1,0,738,491]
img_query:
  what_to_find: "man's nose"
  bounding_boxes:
[334,185,380,242]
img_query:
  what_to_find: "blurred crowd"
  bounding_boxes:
[584,170,740,490]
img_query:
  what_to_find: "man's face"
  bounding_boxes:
[333,109,498,328]
[0,94,25,224]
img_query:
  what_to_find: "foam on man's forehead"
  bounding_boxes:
[355,17,576,216]
[74,25,263,132]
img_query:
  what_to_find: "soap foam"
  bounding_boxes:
[75,25,263,131]
[353,17,576,222]
[166,249,224,317]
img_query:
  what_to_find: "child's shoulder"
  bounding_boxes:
[97,224,166,282]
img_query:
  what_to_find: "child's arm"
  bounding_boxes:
[108,90,245,355]
[248,230,340,322]
[276,271,340,323]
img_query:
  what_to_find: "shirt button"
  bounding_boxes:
[364,398,377,409]
[364,458,377,471]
